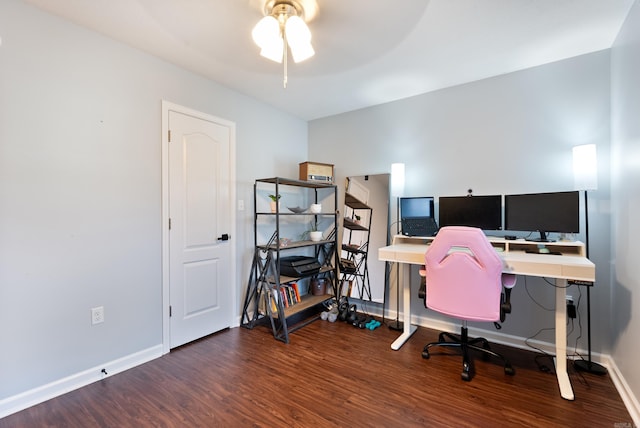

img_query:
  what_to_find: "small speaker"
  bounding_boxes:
[299,161,334,183]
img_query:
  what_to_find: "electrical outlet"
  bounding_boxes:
[566,295,573,303]
[91,306,104,325]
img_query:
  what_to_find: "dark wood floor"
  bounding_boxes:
[1,318,633,427]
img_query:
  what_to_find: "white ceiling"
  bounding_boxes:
[23,0,634,121]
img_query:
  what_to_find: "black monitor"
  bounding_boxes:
[438,195,502,230]
[504,191,579,242]
[400,197,434,219]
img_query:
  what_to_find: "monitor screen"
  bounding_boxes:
[400,197,434,218]
[504,191,579,242]
[438,195,502,230]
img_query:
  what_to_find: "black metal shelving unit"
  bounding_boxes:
[241,177,338,343]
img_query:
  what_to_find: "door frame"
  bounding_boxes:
[161,100,237,355]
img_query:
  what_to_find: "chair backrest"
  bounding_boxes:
[425,226,503,322]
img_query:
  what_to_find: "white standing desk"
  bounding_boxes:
[378,235,595,401]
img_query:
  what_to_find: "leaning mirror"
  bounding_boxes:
[340,174,390,303]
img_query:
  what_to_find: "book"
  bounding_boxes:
[280,287,289,308]
[291,283,301,303]
[271,288,279,313]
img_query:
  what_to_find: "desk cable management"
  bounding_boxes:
[522,277,588,374]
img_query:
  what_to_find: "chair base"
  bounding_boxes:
[421,326,515,381]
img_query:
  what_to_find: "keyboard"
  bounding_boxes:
[402,217,439,237]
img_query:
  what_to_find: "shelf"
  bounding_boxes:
[258,239,335,251]
[257,177,335,189]
[340,258,357,274]
[389,234,587,258]
[342,244,366,254]
[275,265,336,284]
[280,293,332,317]
[257,211,337,215]
[345,193,371,209]
[343,218,368,231]
[507,241,584,256]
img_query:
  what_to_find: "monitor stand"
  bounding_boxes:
[525,231,555,243]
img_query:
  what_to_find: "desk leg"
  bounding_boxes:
[555,279,574,400]
[391,262,417,350]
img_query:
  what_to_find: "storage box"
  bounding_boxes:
[299,162,334,183]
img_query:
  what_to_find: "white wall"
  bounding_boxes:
[611,0,640,416]
[0,0,307,406]
[309,51,612,354]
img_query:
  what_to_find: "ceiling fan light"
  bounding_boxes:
[290,42,315,63]
[285,15,314,63]
[284,15,311,43]
[260,42,284,63]
[252,15,280,48]
[253,0,318,85]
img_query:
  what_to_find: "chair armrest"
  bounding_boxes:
[502,273,517,289]
[500,275,516,322]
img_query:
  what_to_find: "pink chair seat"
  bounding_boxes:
[422,226,516,381]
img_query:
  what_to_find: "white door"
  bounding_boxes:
[165,103,235,349]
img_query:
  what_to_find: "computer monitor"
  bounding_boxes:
[438,195,502,230]
[400,197,434,219]
[504,191,579,242]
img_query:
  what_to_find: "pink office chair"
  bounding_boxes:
[422,226,516,381]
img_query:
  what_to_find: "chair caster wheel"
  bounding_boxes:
[462,362,471,381]
[505,364,515,376]
[421,350,430,359]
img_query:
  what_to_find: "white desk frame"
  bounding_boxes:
[378,235,595,401]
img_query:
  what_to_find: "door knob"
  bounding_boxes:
[217,234,230,241]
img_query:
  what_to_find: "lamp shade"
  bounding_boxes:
[390,163,405,197]
[285,16,314,63]
[573,144,598,191]
[252,15,279,47]
[252,16,284,62]
[260,41,284,63]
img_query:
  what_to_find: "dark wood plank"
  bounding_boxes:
[0,320,633,427]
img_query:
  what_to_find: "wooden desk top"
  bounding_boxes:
[378,235,595,282]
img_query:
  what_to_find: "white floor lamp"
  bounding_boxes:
[572,144,607,375]
[388,163,405,331]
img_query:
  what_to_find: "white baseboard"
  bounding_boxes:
[0,345,163,419]
[605,357,640,426]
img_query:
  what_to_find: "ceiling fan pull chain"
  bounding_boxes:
[283,30,288,88]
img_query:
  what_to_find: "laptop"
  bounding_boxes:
[400,197,438,237]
